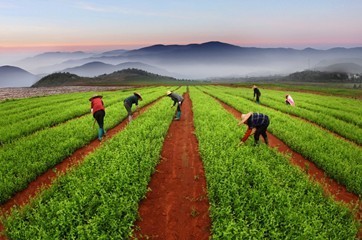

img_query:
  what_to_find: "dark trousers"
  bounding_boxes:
[93,110,105,128]
[177,100,183,112]
[256,94,260,103]
[124,101,132,116]
[254,118,269,143]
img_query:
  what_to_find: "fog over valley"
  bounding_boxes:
[1,42,362,87]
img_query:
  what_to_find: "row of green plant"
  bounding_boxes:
[0,94,85,120]
[221,85,361,115]
[189,87,359,239]
[261,89,362,128]
[1,91,181,239]
[200,86,362,196]
[0,87,169,204]
[218,86,362,144]
[239,82,362,99]
[284,90,362,116]
[0,87,162,145]
[0,91,95,115]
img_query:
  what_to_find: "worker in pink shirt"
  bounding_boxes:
[285,94,295,106]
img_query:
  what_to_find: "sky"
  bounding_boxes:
[1,0,362,61]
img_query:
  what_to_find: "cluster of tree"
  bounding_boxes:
[283,70,360,83]
[32,72,84,87]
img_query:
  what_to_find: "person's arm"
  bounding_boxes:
[241,128,253,142]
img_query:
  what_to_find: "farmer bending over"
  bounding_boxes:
[285,94,295,106]
[124,92,142,122]
[238,112,269,146]
[166,91,184,120]
[89,94,106,141]
[253,85,261,104]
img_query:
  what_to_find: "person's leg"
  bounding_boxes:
[94,110,105,140]
[254,127,262,145]
[174,103,181,120]
[124,102,132,121]
[260,120,270,145]
[99,110,106,136]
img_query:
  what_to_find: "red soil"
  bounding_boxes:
[133,92,211,239]
[217,100,362,238]
[0,103,153,239]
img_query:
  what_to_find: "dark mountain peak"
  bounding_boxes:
[198,41,238,47]
[134,41,240,53]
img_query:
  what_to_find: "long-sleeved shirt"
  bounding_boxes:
[124,95,139,106]
[169,93,184,106]
[91,97,105,114]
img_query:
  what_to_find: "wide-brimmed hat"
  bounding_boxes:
[252,85,257,89]
[89,94,103,101]
[134,92,142,100]
[240,112,252,124]
[166,90,172,95]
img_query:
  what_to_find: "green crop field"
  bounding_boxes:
[0,85,360,239]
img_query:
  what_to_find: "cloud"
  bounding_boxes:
[75,1,192,19]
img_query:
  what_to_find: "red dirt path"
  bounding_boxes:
[217,99,362,238]
[133,92,211,240]
[0,102,154,239]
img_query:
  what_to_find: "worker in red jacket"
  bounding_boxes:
[238,112,269,145]
[89,94,106,141]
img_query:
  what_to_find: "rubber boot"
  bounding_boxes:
[264,136,269,145]
[102,128,106,137]
[98,128,103,141]
[128,115,132,122]
[174,111,181,120]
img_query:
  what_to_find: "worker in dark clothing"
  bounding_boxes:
[124,92,142,122]
[166,91,184,120]
[238,112,269,146]
[253,85,261,104]
[89,94,106,141]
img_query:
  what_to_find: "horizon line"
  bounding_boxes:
[1,40,362,53]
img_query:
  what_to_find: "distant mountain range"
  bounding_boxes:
[1,41,361,87]
[0,66,38,87]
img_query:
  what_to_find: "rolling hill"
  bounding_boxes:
[0,66,38,87]
[32,68,198,87]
